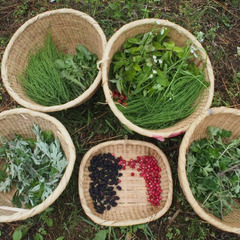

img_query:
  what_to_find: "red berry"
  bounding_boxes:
[131,172,135,176]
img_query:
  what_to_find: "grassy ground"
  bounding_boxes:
[0,0,240,239]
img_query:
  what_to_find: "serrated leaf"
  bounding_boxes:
[163,41,175,50]
[133,63,141,72]
[56,237,65,240]
[13,229,22,240]
[34,233,44,240]
[116,80,122,94]
[44,217,53,227]
[127,37,141,45]
[124,69,136,81]
[76,44,91,60]
[93,230,108,240]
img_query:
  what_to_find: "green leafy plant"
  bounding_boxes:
[20,33,98,106]
[110,26,209,129]
[187,126,240,218]
[0,124,68,208]
[12,207,56,240]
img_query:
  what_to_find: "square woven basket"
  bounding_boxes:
[0,108,76,222]
[79,139,173,226]
[178,107,240,234]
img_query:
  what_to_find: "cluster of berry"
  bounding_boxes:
[112,89,127,106]
[118,155,162,206]
[88,153,122,214]
[89,153,162,214]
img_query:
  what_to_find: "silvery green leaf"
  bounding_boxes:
[31,155,42,165]
[30,184,41,193]
[0,177,12,192]
[54,158,68,173]
[41,185,53,201]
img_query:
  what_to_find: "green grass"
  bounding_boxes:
[0,0,240,239]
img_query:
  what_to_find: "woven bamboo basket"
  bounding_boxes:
[1,8,107,112]
[79,139,173,226]
[0,108,76,222]
[178,107,240,234]
[102,19,214,141]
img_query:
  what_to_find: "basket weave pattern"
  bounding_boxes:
[178,107,240,234]
[0,108,76,222]
[102,19,214,140]
[1,8,107,112]
[79,140,173,226]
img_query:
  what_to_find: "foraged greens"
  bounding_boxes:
[110,27,209,129]
[0,124,68,208]
[20,33,98,106]
[187,126,240,218]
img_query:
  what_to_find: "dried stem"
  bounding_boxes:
[219,163,240,177]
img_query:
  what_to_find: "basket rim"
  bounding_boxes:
[101,18,214,140]
[178,106,240,234]
[0,108,76,222]
[1,8,107,112]
[78,139,173,226]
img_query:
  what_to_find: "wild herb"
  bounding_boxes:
[0,124,68,208]
[20,33,98,106]
[187,126,240,218]
[110,27,209,129]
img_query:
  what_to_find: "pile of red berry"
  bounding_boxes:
[118,155,162,206]
[112,89,128,106]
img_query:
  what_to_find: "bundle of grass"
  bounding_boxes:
[20,33,98,107]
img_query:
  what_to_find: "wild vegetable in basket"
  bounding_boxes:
[187,126,240,219]
[110,27,209,129]
[20,33,98,106]
[0,124,68,208]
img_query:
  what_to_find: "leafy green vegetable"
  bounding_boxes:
[187,126,240,218]
[110,27,208,129]
[0,124,68,208]
[20,33,98,106]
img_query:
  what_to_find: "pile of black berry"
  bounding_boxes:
[88,153,123,214]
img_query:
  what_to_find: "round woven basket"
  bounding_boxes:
[79,139,173,226]
[1,8,107,112]
[102,19,214,141]
[178,107,240,234]
[0,108,76,222]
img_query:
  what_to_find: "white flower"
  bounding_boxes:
[149,74,153,78]
[160,27,166,35]
[153,70,157,74]
[196,31,204,43]
[190,45,198,58]
[153,55,157,60]
[159,59,163,64]
[154,59,158,63]
[193,52,198,58]
[149,32,153,36]
[190,45,197,52]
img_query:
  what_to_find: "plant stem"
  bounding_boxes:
[219,164,240,177]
